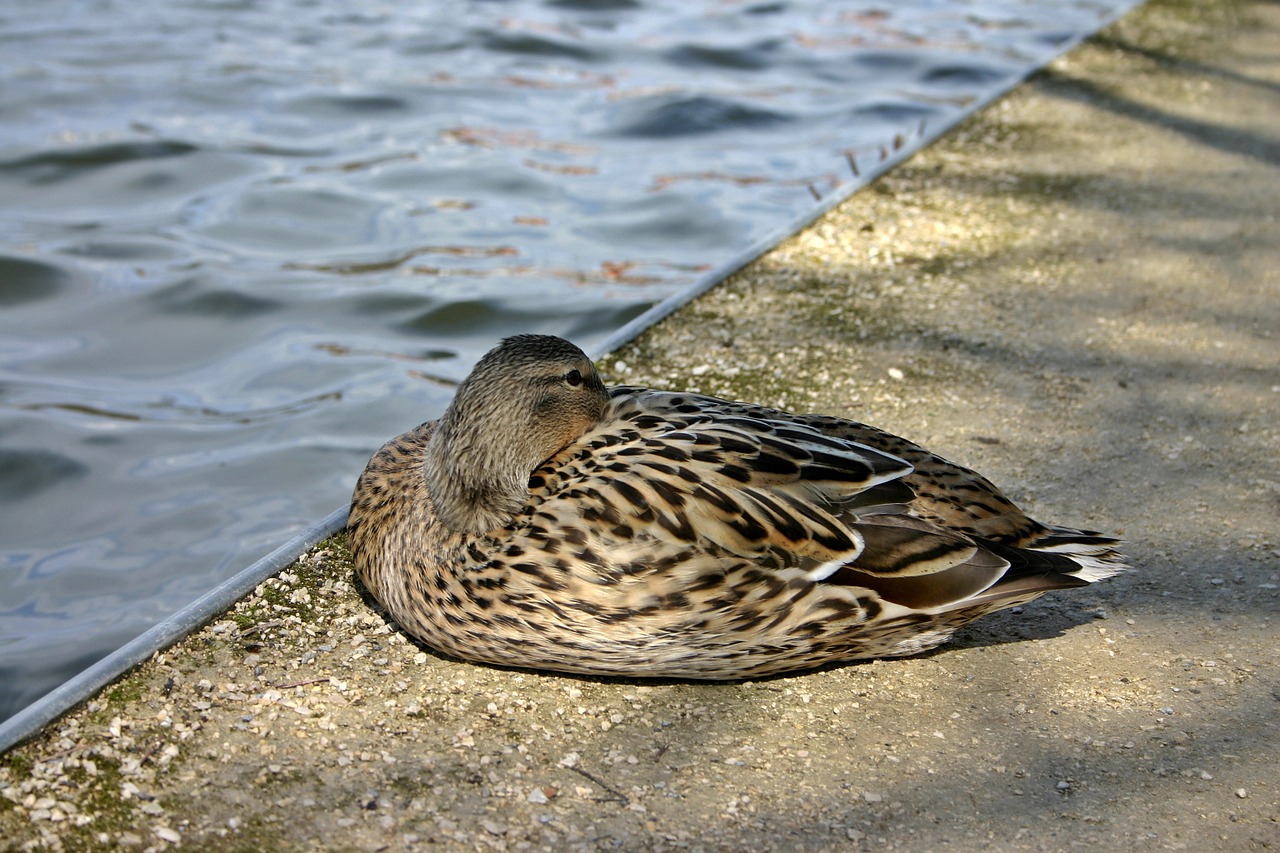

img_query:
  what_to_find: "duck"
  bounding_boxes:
[348,334,1125,680]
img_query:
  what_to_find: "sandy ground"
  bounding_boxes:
[2,0,1277,850]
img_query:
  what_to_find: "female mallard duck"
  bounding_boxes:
[349,334,1125,679]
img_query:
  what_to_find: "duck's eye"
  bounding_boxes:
[564,369,583,387]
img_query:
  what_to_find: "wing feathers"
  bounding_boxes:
[547,389,1125,621]
[832,548,1009,610]
[848,516,978,576]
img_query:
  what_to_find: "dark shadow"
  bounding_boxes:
[1089,32,1280,97]
[1033,68,1280,167]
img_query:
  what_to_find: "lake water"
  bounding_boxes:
[0,0,1139,722]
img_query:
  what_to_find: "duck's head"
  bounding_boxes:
[424,334,609,535]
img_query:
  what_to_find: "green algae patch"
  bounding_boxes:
[104,680,145,711]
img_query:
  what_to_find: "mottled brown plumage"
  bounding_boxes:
[348,334,1125,679]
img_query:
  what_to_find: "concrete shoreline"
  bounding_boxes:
[3,1,1277,850]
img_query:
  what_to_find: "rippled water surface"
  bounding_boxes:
[0,0,1139,720]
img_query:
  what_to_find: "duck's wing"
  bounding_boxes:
[610,388,1125,556]
[529,389,1015,598]
[789,412,1127,583]
[533,387,1123,614]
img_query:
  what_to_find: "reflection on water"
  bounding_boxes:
[0,0,1139,721]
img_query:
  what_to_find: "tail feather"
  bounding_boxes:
[1019,525,1128,583]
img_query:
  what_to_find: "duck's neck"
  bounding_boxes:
[421,412,533,536]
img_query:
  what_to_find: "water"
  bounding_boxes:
[0,0,1139,722]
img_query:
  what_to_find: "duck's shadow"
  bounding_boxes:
[936,598,1102,654]
[353,571,1100,686]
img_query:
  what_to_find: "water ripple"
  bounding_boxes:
[610,95,796,138]
[664,39,785,72]
[0,449,88,501]
[0,256,79,307]
[0,141,199,184]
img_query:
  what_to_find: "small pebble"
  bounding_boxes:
[154,826,181,843]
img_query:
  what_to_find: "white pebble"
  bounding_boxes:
[154,826,181,843]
